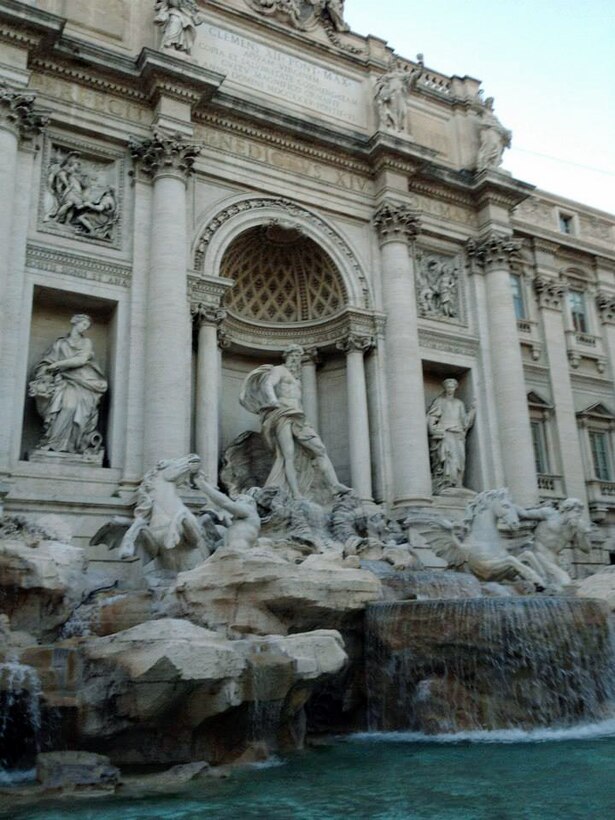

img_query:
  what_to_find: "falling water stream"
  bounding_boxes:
[365,596,615,733]
[0,660,43,773]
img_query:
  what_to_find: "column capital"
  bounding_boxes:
[466,232,522,272]
[129,126,202,180]
[301,347,320,366]
[336,333,374,354]
[373,201,421,244]
[0,82,49,141]
[191,303,227,327]
[217,328,231,350]
[596,290,615,325]
[534,275,566,311]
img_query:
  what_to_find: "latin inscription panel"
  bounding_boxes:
[195,24,366,129]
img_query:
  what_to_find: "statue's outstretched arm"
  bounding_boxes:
[194,473,249,519]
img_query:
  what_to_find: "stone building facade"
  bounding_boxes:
[0,0,614,571]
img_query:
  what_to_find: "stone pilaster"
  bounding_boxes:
[0,85,48,476]
[596,290,615,385]
[373,201,431,505]
[300,348,320,432]
[467,232,538,505]
[193,304,226,484]
[534,275,588,506]
[337,334,374,500]
[130,128,202,468]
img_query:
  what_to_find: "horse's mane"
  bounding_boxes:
[462,488,511,529]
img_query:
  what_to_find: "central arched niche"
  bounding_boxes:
[221,224,347,324]
[218,223,351,487]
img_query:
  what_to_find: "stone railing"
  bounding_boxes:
[417,72,452,96]
[516,318,533,334]
[565,329,606,373]
[537,473,565,498]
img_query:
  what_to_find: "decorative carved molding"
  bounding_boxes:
[418,328,479,357]
[39,136,124,247]
[416,251,462,322]
[336,333,374,354]
[187,273,234,308]
[0,82,48,141]
[191,304,227,327]
[193,197,370,310]
[129,127,202,179]
[372,201,420,244]
[26,243,131,288]
[596,291,615,325]
[245,1,362,53]
[466,232,522,271]
[534,276,566,311]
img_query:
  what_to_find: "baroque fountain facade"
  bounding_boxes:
[1,0,615,803]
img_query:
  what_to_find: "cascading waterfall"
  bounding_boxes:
[365,597,615,734]
[0,659,43,770]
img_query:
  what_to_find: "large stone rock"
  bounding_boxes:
[0,538,86,637]
[36,751,119,790]
[577,567,615,610]
[167,545,382,636]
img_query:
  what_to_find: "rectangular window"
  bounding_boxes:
[559,213,573,235]
[589,431,612,480]
[568,290,588,333]
[531,421,550,474]
[510,274,526,320]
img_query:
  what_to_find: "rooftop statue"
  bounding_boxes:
[247,0,349,32]
[476,97,512,171]
[154,0,204,55]
[426,378,476,493]
[374,58,422,133]
[239,345,350,500]
[28,314,108,459]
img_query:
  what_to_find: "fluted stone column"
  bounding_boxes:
[337,334,373,499]
[373,202,431,505]
[467,234,538,505]
[193,304,226,484]
[301,348,320,431]
[534,277,588,505]
[130,129,201,468]
[0,87,47,475]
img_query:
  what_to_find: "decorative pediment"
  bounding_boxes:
[577,402,615,424]
[527,391,553,409]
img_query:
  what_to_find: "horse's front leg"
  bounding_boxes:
[507,553,545,587]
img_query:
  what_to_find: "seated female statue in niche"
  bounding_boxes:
[28,314,108,458]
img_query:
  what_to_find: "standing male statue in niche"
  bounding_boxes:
[240,344,350,500]
[427,378,476,493]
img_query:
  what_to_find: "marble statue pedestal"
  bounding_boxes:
[29,449,105,468]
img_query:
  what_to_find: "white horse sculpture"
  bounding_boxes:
[406,488,549,588]
[92,454,216,573]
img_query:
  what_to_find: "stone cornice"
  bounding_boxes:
[534,275,566,311]
[470,169,535,211]
[0,0,64,51]
[26,242,131,288]
[129,127,202,180]
[0,82,49,140]
[194,110,371,176]
[136,48,224,108]
[466,232,522,271]
[373,201,421,244]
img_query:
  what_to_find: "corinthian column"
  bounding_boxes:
[467,234,538,505]
[130,128,201,468]
[337,334,373,499]
[193,304,226,484]
[0,85,48,476]
[373,202,431,505]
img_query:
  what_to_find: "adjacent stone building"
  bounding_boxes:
[0,0,614,572]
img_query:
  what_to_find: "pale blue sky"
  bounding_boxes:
[345,0,615,215]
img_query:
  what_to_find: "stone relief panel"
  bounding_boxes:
[415,251,464,323]
[39,137,124,248]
